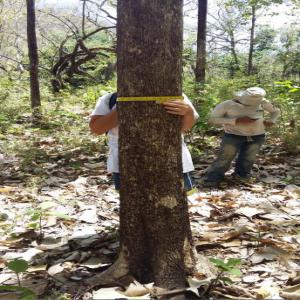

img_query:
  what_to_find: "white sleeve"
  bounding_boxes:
[209,101,237,126]
[183,93,199,119]
[261,100,280,123]
[91,93,112,116]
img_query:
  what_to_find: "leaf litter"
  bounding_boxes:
[0,132,299,299]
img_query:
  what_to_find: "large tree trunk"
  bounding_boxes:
[26,0,41,110]
[195,0,208,83]
[117,0,195,290]
[247,5,256,75]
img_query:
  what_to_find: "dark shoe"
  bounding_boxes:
[202,180,219,188]
[232,174,255,185]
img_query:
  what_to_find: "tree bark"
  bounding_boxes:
[247,5,256,76]
[26,0,41,110]
[195,0,208,83]
[117,0,195,290]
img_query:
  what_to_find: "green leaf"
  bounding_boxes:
[226,258,242,267]
[27,222,38,229]
[228,268,242,276]
[7,259,29,273]
[30,212,41,221]
[289,88,300,93]
[209,258,228,269]
[39,201,57,210]
[0,285,36,300]
[219,276,233,284]
[47,211,71,220]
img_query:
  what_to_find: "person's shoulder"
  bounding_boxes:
[95,92,113,105]
[217,99,235,107]
[101,92,113,102]
[182,93,190,102]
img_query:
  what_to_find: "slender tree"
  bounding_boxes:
[26,0,41,111]
[247,4,256,75]
[117,0,195,290]
[195,0,208,83]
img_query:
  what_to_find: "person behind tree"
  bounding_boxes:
[203,87,280,187]
[89,93,199,192]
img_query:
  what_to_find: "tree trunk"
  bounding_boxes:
[247,5,256,76]
[229,31,240,76]
[26,0,41,110]
[195,0,207,83]
[117,0,195,290]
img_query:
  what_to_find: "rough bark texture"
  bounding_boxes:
[117,0,195,289]
[26,0,41,109]
[247,5,256,76]
[195,0,207,83]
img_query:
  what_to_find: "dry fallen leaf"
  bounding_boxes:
[280,283,300,300]
[242,273,261,283]
[122,281,151,297]
[0,186,17,194]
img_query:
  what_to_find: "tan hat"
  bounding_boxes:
[235,87,266,106]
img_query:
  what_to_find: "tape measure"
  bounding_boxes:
[117,96,184,104]
[186,187,198,196]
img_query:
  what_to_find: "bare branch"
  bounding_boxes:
[37,9,79,37]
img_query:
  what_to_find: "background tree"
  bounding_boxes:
[208,4,247,76]
[195,0,208,82]
[26,0,41,112]
[117,0,195,291]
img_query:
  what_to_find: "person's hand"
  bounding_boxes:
[163,100,192,116]
[236,117,257,125]
[263,120,275,127]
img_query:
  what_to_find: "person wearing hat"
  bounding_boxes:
[203,87,280,187]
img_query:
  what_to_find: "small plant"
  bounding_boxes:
[7,259,29,287]
[27,201,71,240]
[202,258,242,297]
[0,258,36,299]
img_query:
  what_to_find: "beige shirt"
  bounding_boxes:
[209,99,280,136]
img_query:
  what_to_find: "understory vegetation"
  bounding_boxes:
[0,0,300,299]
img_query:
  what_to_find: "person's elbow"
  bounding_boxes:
[89,119,105,135]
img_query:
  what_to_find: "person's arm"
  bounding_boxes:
[261,100,280,127]
[162,95,199,132]
[89,110,118,135]
[208,101,237,125]
[208,101,257,126]
[89,93,118,135]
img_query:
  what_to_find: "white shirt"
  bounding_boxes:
[91,93,199,173]
[209,99,280,136]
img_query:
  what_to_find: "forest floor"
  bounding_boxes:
[0,113,299,300]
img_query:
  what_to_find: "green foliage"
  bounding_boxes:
[7,259,29,274]
[27,201,71,238]
[254,26,276,52]
[210,258,242,277]
[0,285,36,300]
[269,80,300,151]
[0,77,30,133]
[201,257,242,297]
[1,258,36,299]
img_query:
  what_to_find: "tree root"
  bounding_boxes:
[86,247,129,288]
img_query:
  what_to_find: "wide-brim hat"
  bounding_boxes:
[235,87,266,106]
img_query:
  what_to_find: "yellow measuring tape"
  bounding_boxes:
[186,187,198,196]
[117,96,184,104]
